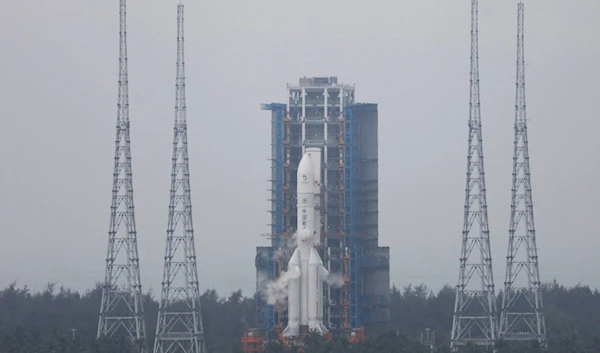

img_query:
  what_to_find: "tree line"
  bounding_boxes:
[0,280,598,352]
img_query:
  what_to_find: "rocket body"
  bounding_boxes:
[282,148,329,337]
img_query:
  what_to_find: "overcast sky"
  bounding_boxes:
[0,0,598,298]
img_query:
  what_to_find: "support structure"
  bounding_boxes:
[499,3,547,348]
[254,78,388,347]
[97,0,148,351]
[154,4,206,353]
[451,0,498,350]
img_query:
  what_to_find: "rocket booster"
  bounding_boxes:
[283,148,329,337]
[308,247,329,333]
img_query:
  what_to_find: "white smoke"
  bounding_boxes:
[325,272,345,288]
[264,266,300,305]
[260,231,347,305]
[274,247,284,259]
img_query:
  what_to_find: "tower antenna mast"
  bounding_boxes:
[154,4,207,353]
[451,0,498,350]
[499,2,547,348]
[97,0,148,351]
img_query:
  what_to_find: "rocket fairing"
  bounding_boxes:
[282,148,329,338]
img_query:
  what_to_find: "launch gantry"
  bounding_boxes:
[249,78,388,351]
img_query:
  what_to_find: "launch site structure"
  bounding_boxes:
[498,2,547,347]
[97,0,148,351]
[249,76,390,347]
[153,4,207,353]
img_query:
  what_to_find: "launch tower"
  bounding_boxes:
[97,0,148,351]
[498,2,547,347]
[255,77,390,342]
[450,0,498,350]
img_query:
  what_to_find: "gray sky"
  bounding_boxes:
[0,0,598,298]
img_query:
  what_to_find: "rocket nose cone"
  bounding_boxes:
[297,153,314,182]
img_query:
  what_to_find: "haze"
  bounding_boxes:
[0,0,598,297]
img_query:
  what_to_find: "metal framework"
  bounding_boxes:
[153,5,206,353]
[451,0,498,350]
[342,106,361,329]
[499,3,547,348]
[97,0,148,351]
[256,79,388,339]
[257,103,286,332]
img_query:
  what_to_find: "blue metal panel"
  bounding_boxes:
[344,236,362,328]
[264,246,276,330]
[362,294,391,306]
[361,255,390,268]
[267,103,286,244]
[255,251,268,268]
[343,106,357,233]
[343,105,361,329]
[258,103,287,331]
[361,310,389,323]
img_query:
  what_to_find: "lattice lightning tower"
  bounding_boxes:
[499,3,547,348]
[98,0,148,351]
[153,4,206,353]
[451,0,498,350]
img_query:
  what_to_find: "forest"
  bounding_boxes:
[0,280,598,352]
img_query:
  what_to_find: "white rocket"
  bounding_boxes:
[282,148,329,337]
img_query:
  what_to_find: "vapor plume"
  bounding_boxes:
[325,272,345,288]
[265,267,300,305]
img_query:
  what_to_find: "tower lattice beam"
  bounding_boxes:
[154,4,207,353]
[451,0,498,350]
[98,0,149,351]
[499,2,547,348]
